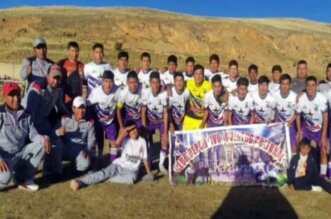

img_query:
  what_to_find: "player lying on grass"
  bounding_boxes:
[70,122,153,191]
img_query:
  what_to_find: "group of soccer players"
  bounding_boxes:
[1,37,331,192]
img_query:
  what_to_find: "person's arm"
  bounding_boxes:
[114,126,134,147]
[296,114,302,143]
[20,58,31,80]
[55,117,66,136]
[24,88,42,122]
[87,120,96,151]
[200,109,208,129]
[28,115,51,154]
[227,111,233,126]
[141,106,147,128]
[249,111,255,124]
[56,89,70,115]
[321,111,328,149]
[116,92,125,130]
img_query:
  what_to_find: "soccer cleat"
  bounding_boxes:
[18,180,39,192]
[159,165,168,174]
[311,186,322,192]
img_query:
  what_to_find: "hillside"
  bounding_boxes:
[0,7,330,79]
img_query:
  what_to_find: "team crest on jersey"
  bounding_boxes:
[245,102,249,108]
[314,104,319,112]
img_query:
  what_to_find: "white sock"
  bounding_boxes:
[328,162,331,169]
[159,151,167,167]
[320,164,327,175]
[311,186,322,192]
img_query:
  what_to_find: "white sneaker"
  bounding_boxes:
[159,165,168,174]
[18,180,39,192]
[311,186,322,192]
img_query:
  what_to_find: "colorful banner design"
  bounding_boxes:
[169,123,291,186]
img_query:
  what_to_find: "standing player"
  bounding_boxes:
[273,74,297,153]
[251,76,276,124]
[269,65,282,94]
[228,77,254,125]
[204,54,227,81]
[168,72,190,132]
[117,71,143,132]
[183,64,212,130]
[113,51,130,89]
[248,64,259,93]
[138,52,153,90]
[162,55,177,87]
[84,43,112,95]
[201,75,229,128]
[183,56,195,81]
[296,76,328,178]
[87,70,121,160]
[318,63,331,96]
[141,72,169,173]
[291,60,308,94]
[222,60,240,93]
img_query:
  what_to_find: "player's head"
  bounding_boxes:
[305,75,317,97]
[72,96,86,121]
[297,60,308,79]
[193,64,204,85]
[167,55,177,73]
[248,64,258,83]
[186,56,195,75]
[3,82,21,111]
[149,71,161,93]
[47,64,63,89]
[117,51,129,71]
[102,70,114,94]
[237,77,249,98]
[298,138,311,156]
[258,75,270,96]
[127,70,139,93]
[125,120,139,139]
[209,54,220,72]
[211,74,223,96]
[33,37,47,59]
[174,72,185,91]
[92,43,104,63]
[141,52,151,70]
[67,41,79,62]
[280,74,291,95]
[271,65,282,82]
[228,60,239,79]
[326,63,331,81]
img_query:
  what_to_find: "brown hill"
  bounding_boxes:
[0,7,330,78]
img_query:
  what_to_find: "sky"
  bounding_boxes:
[0,0,330,23]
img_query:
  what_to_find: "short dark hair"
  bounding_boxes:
[167,55,177,65]
[258,75,270,84]
[118,51,129,60]
[298,138,311,148]
[297,60,307,66]
[174,72,184,80]
[209,54,220,63]
[127,70,138,81]
[272,65,282,73]
[248,64,258,73]
[150,71,160,81]
[67,41,79,50]
[193,64,204,74]
[103,70,114,81]
[237,77,249,87]
[326,63,331,71]
[141,52,151,61]
[280,74,292,83]
[92,43,104,51]
[186,56,195,64]
[306,75,317,84]
[228,60,238,68]
[211,74,222,84]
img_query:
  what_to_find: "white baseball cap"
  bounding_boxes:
[72,96,86,108]
[33,37,47,48]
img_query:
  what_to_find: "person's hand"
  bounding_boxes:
[43,137,51,154]
[0,160,9,172]
[26,65,32,76]
[58,126,66,136]
[286,121,292,127]
[82,151,90,160]
[200,122,206,129]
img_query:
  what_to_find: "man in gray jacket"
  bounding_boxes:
[0,82,51,191]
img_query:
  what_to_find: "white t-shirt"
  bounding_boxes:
[248,82,258,93]
[222,76,239,93]
[138,69,153,90]
[183,72,194,81]
[273,90,297,122]
[204,69,227,81]
[296,92,328,132]
[117,85,143,121]
[228,92,253,125]
[84,61,112,94]
[141,88,168,123]
[318,81,331,98]
[113,136,147,172]
[269,82,280,94]
[204,90,228,126]
[295,154,308,178]
[113,68,130,88]
[169,87,190,125]
[251,92,276,123]
[161,70,175,86]
[87,85,120,125]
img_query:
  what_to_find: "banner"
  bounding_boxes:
[169,123,291,186]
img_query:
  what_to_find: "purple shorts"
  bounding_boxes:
[148,122,165,135]
[124,118,142,129]
[207,121,224,128]
[302,127,323,151]
[103,122,118,141]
